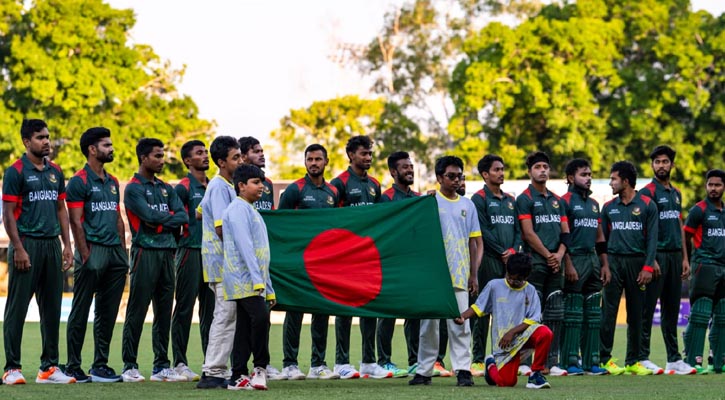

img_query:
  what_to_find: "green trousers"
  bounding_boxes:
[122,247,176,371]
[282,312,329,367]
[171,248,214,367]
[335,316,377,364]
[4,237,62,371]
[600,255,647,366]
[66,243,128,370]
[641,251,684,363]
[471,253,506,363]
[377,317,420,366]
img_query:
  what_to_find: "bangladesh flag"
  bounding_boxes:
[260,195,459,319]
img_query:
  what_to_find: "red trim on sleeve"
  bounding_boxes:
[683,225,697,234]
[2,194,21,202]
[58,193,67,201]
[66,201,84,209]
[561,216,569,223]
[518,214,532,220]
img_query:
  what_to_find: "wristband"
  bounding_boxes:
[559,232,571,250]
[595,242,607,256]
[642,266,654,273]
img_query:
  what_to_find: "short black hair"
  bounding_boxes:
[346,135,372,156]
[564,158,590,179]
[434,155,464,176]
[305,143,328,159]
[180,140,206,161]
[238,136,260,154]
[706,169,725,182]
[611,161,637,188]
[387,151,410,170]
[233,164,265,195]
[210,136,239,167]
[525,151,550,170]
[649,145,676,162]
[506,253,532,277]
[79,127,111,158]
[477,154,504,174]
[21,119,48,140]
[136,138,164,163]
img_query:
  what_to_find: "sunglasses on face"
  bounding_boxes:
[444,173,464,181]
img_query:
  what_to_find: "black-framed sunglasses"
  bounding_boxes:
[444,173,464,181]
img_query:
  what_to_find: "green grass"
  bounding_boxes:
[0,322,719,399]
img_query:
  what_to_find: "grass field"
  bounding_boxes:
[0,322,720,399]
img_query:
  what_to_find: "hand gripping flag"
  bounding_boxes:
[260,195,459,318]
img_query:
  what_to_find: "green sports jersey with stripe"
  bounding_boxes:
[65,164,121,246]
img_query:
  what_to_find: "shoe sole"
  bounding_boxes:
[665,370,696,375]
[91,375,121,383]
[252,385,268,390]
[526,383,551,389]
[122,378,145,382]
[35,380,76,384]
[150,377,187,382]
[339,374,360,379]
[585,371,608,376]
[4,380,26,385]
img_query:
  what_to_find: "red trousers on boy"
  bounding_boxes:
[487,326,552,387]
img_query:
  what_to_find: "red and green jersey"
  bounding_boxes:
[472,185,521,256]
[175,173,207,249]
[65,164,121,246]
[330,167,381,207]
[124,173,187,249]
[254,177,275,211]
[380,184,420,202]
[2,154,66,238]
[515,184,567,254]
[684,198,725,266]
[601,191,658,269]
[278,175,339,210]
[561,186,601,254]
[640,179,683,250]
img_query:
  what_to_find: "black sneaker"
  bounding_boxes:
[89,365,121,383]
[408,373,432,385]
[65,367,91,383]
[197,373,227,389]
[456,370,474,387]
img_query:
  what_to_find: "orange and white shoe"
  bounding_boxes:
[433,361,453,377]
[3,369,27,385]
[36,366,76,384]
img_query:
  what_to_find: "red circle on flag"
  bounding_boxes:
[303,228,382,307]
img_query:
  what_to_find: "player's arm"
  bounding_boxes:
[174,183,190,238]
[468,235,483,295]
[163,185,189,230]
[638,201,659,285]
[3,200,30,271]
[519,219,553,261]
[56,174,73,271]
[679,217,690,280]
[66,177,89,263]
[553,201,570,267]
[124,183,172,225]
[683,205,702,261]
[596,223,611,285]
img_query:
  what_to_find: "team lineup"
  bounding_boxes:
[1,119,724,391]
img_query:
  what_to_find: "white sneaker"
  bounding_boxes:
[665,360,696,375]
[548,366,569,376]
[36,366,76,384]
[359,362,393,379]
[251,367,268,390]
[333,363,361,379]
[307,365,340,379]
[227,375,253,390]
[641,360,664,375]
[174,363,199,382]
[518,365,532,376]
[281,365,306,380]
[122,368,145,382]
[266,364,287,380]
[150,367,187,382]
[3,369,27,385]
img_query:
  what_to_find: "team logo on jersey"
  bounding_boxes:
[593,205,598,213]
[110,184,117,195]
[327,195,334,205]
[461,210,467,218]
[525,296,530,306]
[48,173,57,184]
[264,186,271,195]
[507,201,514,210]
[675,196,680,204]
[161,188,168,197]
[632,206,641,216]
[368,186,376,197]
[552,200,560,209]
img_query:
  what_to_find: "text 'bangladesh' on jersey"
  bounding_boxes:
[124,173,187,249]
[175,173,207,249]
[601,191,658,269]
[278,175,339,210]
[253,177,275,211]
[516,184,567,253]
[561,186,601,254]
[684,197,725,266]
[65,164,121,246]
[641,179,683,250]
[472,185,521,256]
[2,154,66,238]
[331,167,381,207]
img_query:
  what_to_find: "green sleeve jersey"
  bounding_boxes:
[684,198,725,266]
[515,184,566,254]
[380,184,420,203]
[278,175,339,209]
[561,187,600,254]
[254,177,275,211]
[641,179,683,250]
[175,173,206,249]
[2,154,66,238]
[65,164,121,246]
[601,191,658,269]
[472,185,520,256]
[124,173,188,249]
[330,167,381,207]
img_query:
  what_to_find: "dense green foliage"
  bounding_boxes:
[0,0,213,180]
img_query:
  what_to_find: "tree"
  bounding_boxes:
[270,95,424,183]
[0,0,213,180]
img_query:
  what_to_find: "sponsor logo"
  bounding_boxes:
[708,215,719,221]
[632,206,641,216]
[91,186,101,192]
[534,201,543,207]
[573,205,584,211]
[658,197,669,204]
[27,175,39,182]
[609,209,620,215]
